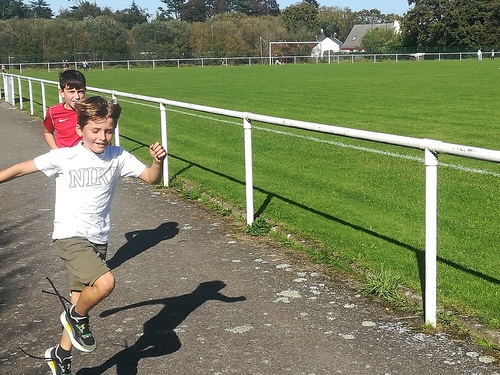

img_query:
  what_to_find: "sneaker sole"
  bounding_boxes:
[60,311,96,353]
[44,348,57,375]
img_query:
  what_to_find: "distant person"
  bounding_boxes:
[43,70,86,149]
[63,60,69,70]
[1,64,5,73]
[477,49,482,61]
[491,49,495,60]
[0,96,167,375]
[82,60,91,71]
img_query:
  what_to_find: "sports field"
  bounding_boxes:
[20,60,500,330]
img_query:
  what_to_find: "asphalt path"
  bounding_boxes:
[0,101,499,374]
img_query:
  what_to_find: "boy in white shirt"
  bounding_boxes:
[0,95,167,375]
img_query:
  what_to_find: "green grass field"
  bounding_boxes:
[16,60,500,329]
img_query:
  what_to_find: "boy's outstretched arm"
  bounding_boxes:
[138,142,167,185]
[0,160,39,183]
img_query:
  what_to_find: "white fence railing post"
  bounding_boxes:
[9,75,15,105]
[17,76,23,110]
[112,94,120,147]
[424,148,439,326]
[160,102,169,186]
[243,117,254,225]
[28,79,34,115]
[41,81,47,119]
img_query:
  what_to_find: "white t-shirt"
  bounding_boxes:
[34,143,147,244]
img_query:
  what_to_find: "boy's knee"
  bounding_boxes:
[95,272,115,297]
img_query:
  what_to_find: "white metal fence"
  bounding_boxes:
[2,72,500,327]
[1,51,488,73]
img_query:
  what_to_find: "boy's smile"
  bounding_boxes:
[76,118,116,154]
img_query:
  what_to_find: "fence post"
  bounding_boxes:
[424,148,438,326]
[28,79,34,115]
[17,76,22,110]
[41,81,47,118]
[160,102,169,186]
[9,75,15,105]
[112,94,120,147]
[243,116,254,225]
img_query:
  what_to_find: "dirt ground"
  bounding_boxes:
[0,101,499,374]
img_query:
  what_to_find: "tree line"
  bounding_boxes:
[0,0,498,64]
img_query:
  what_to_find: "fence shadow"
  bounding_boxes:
[120,135,500,291]
[168,153,500,288]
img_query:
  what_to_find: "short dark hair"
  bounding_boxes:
[59,70,86,90]
[74,96,121,127]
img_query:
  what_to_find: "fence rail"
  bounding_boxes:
[0,51,489,73]
[2,72,499,328]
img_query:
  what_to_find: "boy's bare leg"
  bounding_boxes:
[74,272,115,316]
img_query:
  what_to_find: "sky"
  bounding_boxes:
[46,0,411,17]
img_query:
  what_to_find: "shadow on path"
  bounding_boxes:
[107,222,179,270]
[76,280,246,375]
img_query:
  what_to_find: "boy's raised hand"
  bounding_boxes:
[149,142,167,163]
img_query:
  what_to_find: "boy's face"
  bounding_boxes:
[76,117,116,154]
[60,85,85,110]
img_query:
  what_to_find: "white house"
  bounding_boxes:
[311,36,343,58]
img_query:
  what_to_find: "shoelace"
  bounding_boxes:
[19,278,72,359]
[19,347,48,360]
[18,346,71,364]
[43,277,72,314]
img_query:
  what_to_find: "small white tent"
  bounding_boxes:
[311,37,343,58]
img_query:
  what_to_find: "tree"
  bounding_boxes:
[160,0,185,19]
[189,21,211,56]
[447,0,490,47]
[91,16,130,59]
[317,6,355,41]
[130,20,191,58]
[354,8,389,24]
[232,0,279,16]
[361,25,401,53]
[253,0,279,16]
[180,0,207,22]
[57,1,112,20]
[208,0,230,17]
[281,1,318,33]
[28,0,53,19]
[115,1,148,29]
[304,0,318,9]
[402,0,493,48]
[1,0,29,19]
[483,0,500,46]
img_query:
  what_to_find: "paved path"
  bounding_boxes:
[0,101,499,375]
